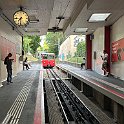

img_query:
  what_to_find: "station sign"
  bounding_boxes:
[112,38,124,62]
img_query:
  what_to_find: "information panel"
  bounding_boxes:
[112,38,124,62]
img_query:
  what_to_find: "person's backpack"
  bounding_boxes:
[4,58,7,65]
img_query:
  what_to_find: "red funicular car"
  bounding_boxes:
[41,53,55,68]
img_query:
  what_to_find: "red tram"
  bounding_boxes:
[41,53,55,68]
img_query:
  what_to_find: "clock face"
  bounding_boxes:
[13,10,29,26]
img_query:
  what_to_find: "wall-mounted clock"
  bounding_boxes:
[13,10,29,26]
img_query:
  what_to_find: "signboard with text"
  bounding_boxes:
[112,38,124,62]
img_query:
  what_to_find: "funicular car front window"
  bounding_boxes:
[43,54,48,59]
[49,55,54,59]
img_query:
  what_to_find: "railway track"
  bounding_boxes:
[45,69,100,124]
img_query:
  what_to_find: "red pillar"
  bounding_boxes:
[104,26,111,73]
[86,35,92,70]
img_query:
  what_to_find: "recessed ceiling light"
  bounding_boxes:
[29,19,39,23]
[88,13,111,22]
[74,28,88,33]
[29,15,39,23]
[24,28,40,33]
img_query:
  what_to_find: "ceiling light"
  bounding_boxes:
[56,16,65,19]
[74,28,88,33]
[88,13,111,22]
[24,28,40,33]
[29,19,39,23]
[29,15,39,23]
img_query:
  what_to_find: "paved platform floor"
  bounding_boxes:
[0,62,123,124]
[58,63,124,87]
[57,63,124,106]
[0,63,41,124]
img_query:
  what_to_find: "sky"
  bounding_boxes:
[40,35,46,47]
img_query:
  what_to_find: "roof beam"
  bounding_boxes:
[86,0,94,9]
[70,0,87,26]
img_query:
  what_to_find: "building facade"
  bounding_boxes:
[59,35,85,61]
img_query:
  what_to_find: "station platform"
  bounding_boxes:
[0,62,124,124]
[0,63,43,124]
[56,63,124,106]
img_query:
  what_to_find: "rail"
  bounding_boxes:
[46,69,70,124]
[48,69,100,124]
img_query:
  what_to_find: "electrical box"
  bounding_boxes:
[94,51,96,59]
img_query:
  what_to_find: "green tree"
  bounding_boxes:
[23,36,32,53]
[43,41,49,52]
[67,51,71,59]
[29,36,41,55]
[37,46,43,51]
[76,41,86,57]
[45,32,65,56]
[23,35,41,55]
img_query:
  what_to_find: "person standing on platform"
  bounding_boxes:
[81,57,86,70]
[4,53,14,85]
[101,50,109,76]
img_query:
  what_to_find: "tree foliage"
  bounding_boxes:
[45,32,66,56]
[43,41,49,52]
[29,36,41,54]
[76,41,86,57]
[23,35,41,55]
[24,33,65,57]
[23,36,32,53]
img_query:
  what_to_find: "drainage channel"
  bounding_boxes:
[2,72,36,124]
